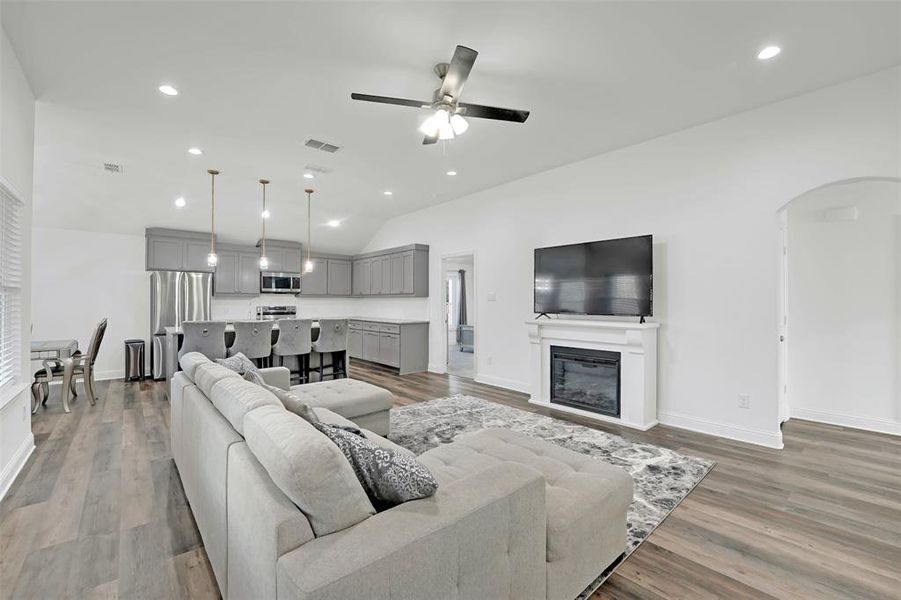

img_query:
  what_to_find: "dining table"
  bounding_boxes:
[30,339,80,412]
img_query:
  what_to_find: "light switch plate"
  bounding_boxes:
[487,291,497,301]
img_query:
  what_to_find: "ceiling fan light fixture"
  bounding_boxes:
[450,114,468,135]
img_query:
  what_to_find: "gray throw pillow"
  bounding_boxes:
[313,423,438,510]
[263,384,320,424]
[216,352,261,378]
[241,369,267,387]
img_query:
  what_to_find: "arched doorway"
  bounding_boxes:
[778,177,901,434]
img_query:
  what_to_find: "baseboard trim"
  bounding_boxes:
[48,368,128,386]
[0,432,35,502]
[790,407,900,436]
[473,374,530,394]
[658,410,784,449]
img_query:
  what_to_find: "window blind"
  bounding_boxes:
[0,180,23,392]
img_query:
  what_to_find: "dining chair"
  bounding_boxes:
[32,318,108,414]
[311,319,348,381]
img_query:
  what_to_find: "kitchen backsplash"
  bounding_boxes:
[211,295,429,321]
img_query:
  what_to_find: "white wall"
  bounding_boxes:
[31,227,148,379]
[30,226,429,378]
[363,68,901,448]
[786,179,900,434]
[0,22,35,499]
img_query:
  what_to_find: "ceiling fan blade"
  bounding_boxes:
[422,134,439,145]
[438,45,478,101]
[351,93,430,109]
[457,102,530,123]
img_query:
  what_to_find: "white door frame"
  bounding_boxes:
[777,210,790,424]
[440,251,477,379]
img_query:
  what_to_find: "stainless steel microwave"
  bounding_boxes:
[260,272,301,293]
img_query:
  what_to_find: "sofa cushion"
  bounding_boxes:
[193,362,242,397]
[179,351,211,381]
[243,404,375,536]
[313,423,438,510]
[289,378,394,419]
[209,377,282,435]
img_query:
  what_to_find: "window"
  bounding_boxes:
[0,179,23,392]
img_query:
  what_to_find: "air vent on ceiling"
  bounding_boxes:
[304,163,333,174]
[305,138,342,153]
[103,162,123,173]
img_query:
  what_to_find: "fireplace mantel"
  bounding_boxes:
[525,318,659,430]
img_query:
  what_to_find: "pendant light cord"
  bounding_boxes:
[261,180,268,258]
[306,190,312,266]
[208,169,219,255]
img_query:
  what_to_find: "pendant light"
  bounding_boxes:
[304,187,314,273]
[258,179,270,270]
[206,169,220,267]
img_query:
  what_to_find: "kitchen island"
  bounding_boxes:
[164,317,429,382]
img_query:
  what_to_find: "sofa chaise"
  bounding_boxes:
[169,352,632,600]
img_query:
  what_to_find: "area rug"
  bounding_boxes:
[389,395,715,597]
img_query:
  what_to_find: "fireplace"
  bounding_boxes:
[550,346,621,418]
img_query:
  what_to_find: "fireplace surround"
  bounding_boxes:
[526,318,659,430]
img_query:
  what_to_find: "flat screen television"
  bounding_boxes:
[534,234,653,317]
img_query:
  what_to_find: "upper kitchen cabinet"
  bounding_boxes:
[351,244,428,297]
[213,245,261,296]
[299,256,352,296]
[146,228,214,272]
[258,239,303,273]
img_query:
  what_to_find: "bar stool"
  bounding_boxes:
[271,319,313,384]
[228,321,275,367]
[179,321,227,361]
[311,319,348,381]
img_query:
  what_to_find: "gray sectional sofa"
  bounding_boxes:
[170,352,633,600]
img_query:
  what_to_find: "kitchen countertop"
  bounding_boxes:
[165,317,429,335]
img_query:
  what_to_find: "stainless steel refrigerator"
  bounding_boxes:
[150,271,212,379]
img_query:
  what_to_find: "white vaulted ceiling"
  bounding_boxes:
[3,1,899,253]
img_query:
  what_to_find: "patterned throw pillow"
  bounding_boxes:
[263,384,320,424]
[313,423,438,510]
[216,352,261,377]
[241,369,267,387]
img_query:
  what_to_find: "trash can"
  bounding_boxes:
[124,339,145,381]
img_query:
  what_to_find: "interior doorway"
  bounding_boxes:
[443,254,475,378]
[778,177,901,434]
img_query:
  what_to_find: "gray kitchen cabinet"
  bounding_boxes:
[362,331,381,362]
[300,258,328,295]
[259,240,303,274]
[184,240,214,272]
[327,260,352,295]
[237,252,261,294]
[147,235,183,270]
[353,258,371,295]
[348,327,363,359]
[378,332,400,367]
[350,244,428,297]
[213,250,240,295]
[214,247,260,296]
[370,259,383,295]
[347,320,428,374]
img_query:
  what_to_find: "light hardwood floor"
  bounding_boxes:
[2,363,899,599]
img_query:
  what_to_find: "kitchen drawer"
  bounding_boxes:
[361,322,381,332]
[379,323,400,334]
[349,320,363,330]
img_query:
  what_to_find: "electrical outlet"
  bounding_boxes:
[738,393,751,409]
[486,356,493,366]
[487,291,497,302]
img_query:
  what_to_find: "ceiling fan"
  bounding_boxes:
[351,45,530,145]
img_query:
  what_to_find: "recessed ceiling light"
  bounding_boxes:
[327,219,341,228]
[174,197,186,208]
[383,190,393,196]
[158,84,178,96]
[757,46,781,60]
[446,170,457,176]
[187,147,203,155]
[303,173,314,180]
